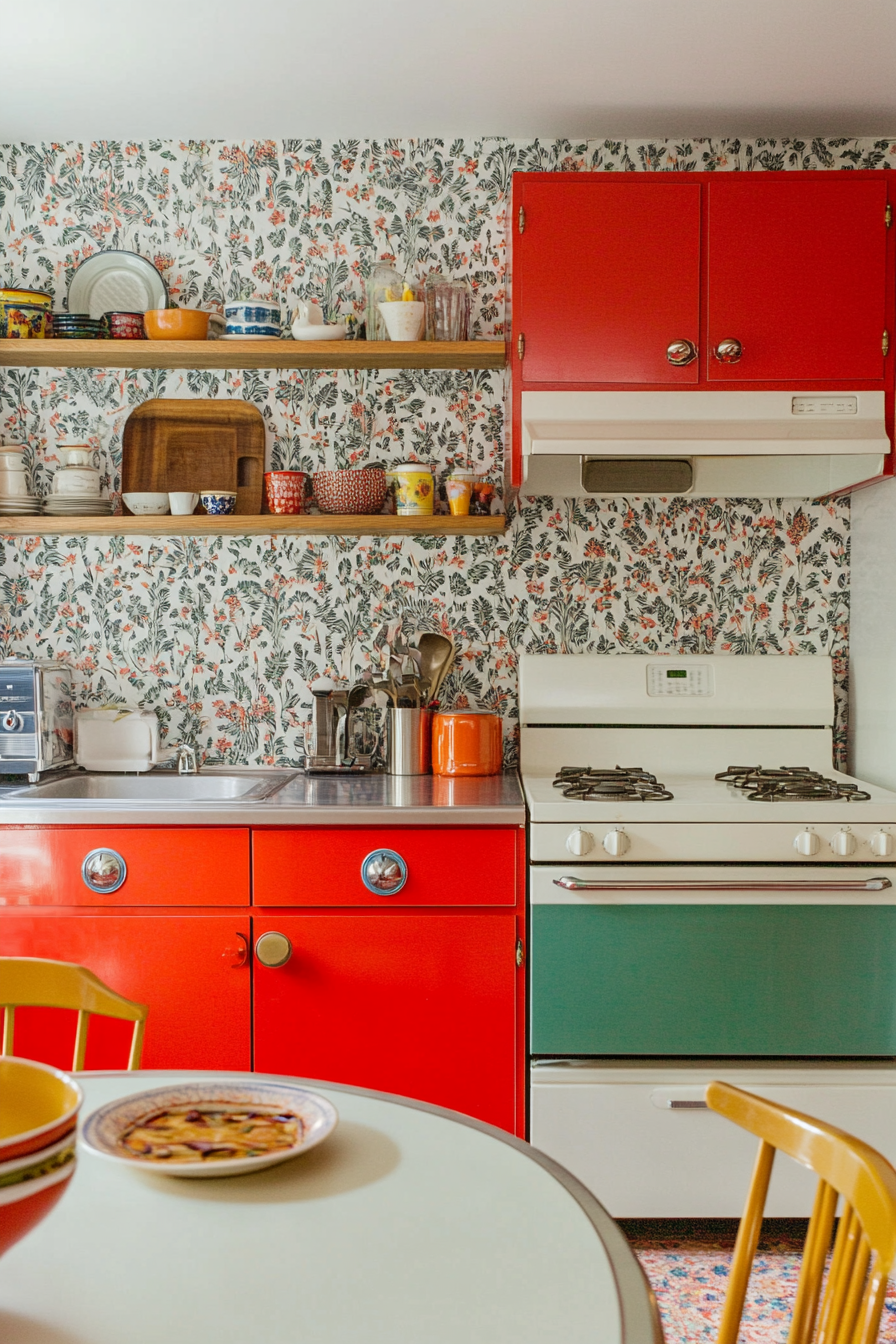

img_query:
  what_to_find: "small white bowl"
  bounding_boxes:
[123,492,170,515]
[292,324,348,342]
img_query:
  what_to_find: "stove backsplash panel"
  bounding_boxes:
[0,136,869,767]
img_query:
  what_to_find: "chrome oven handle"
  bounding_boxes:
[552,876,893,892]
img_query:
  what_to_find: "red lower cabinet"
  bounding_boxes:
[0,912,251,1071]
[253,911,519,1133]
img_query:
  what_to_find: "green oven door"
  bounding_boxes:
[531,904,896,1056]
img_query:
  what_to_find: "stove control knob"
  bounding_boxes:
[870,831,894,857]
[1,710,21,732]
[830,829,857,857]
[602,829,630,857]
[793,831,820,856]
[566,828,595,857]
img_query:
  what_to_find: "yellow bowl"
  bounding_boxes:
[0,1058,83,1162]
[0,289,52,307]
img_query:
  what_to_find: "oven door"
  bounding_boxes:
[530,865,896,1056]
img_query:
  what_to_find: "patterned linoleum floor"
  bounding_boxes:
[621,1221,896,1344]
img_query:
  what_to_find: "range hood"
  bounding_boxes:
[520,391,889,498]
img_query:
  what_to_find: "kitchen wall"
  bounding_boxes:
[1,135,882,766]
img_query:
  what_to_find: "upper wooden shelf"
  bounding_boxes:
[0,339,507,371]
[0,514,507,538]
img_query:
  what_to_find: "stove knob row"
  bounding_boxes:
[793,831,820,856]
[602,829,630,857]
[566,828,594,856]
[830,829,857,857]
[870,831,894,857]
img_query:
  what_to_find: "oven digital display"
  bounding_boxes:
[646,664,714,697]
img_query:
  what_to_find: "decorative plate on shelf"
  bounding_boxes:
[80,1081,338,1178]
[67,252,168,321]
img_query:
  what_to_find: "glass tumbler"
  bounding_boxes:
[424,275,471,341]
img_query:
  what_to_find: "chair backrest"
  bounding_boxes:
[707,1080,896,1344]
[0,957,148,1071]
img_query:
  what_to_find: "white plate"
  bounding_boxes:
[68,252,167,321]
[292,326,348,342]
[81,1081,338,1178]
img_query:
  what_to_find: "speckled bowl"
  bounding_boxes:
[312,469,387,515]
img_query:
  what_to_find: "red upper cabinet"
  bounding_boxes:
[515,176,702,384]
[705,175,890,383]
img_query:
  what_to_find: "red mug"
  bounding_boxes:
[265,471,306,515]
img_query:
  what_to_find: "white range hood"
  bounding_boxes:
[520,390,889,497]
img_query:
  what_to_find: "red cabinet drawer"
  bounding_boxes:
[0,910,251,1071]
[0,827,250,906]
[253,828,518,906]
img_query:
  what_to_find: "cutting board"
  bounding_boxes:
[121,399,266,514]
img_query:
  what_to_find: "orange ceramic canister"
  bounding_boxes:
[432,710,503,776]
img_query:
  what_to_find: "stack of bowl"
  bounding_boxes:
[0,443,41,516]
[50,313,107,340]
[0,288,52,338]
[0,1057,83,1259]
[45,445,112,518]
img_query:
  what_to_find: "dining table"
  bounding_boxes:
[0,1070,663,1344]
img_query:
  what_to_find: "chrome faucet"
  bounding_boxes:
[174,743,198,775]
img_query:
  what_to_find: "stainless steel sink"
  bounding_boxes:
[4,770,296,804]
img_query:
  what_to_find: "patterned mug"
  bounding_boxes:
[387,463,434,516]
[265,471,306,515]
[200,491,237,516]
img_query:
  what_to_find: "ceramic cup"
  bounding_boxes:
[264,471,306,515]
[168,491,199,515]
[123,492,170,515]
[201,491,237,516]
[386,463,434,516]
[224,301,280,329]
[377,300,425,342]
[0,471,28,497]
[470,479,496,516]
[53,468,101,496]
[445,474,473,516]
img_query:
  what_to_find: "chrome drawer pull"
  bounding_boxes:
[361,849,408,895]
[553,876,893,892]
[82,849,127,894]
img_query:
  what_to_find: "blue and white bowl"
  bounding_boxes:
[223,324,281,338]
[224,302,280,328]
[200,491,237,516]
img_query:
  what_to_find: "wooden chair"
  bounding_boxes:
[707,1080,896,1344]
[0,957,148,1071]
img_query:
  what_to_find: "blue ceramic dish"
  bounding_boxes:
[200,491,237,516]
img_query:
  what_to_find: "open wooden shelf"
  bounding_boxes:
[0,514,507,538]
[0,339,507,371]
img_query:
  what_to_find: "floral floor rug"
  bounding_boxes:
[622,1220,896,1344]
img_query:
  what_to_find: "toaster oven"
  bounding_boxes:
[0,659,73,780]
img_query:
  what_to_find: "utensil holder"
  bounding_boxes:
[387,708,432,776]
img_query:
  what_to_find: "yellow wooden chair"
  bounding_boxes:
[707,1080,896,1344]
[0,957,148,1071]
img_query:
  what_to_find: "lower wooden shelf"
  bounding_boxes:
[0,513,507,538]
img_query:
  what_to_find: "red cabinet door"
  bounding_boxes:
[706,175,889,382]
[515,175,702,384]
[0,912,251,1071]
[253,912,518,1133]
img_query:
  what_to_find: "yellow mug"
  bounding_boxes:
[387,463,434,516]
[446,474,473,516]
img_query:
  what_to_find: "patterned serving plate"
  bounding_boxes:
[80,1081,338,1179]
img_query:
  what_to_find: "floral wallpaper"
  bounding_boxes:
[0,135,877,767]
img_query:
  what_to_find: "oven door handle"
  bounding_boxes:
[552,876,894,892]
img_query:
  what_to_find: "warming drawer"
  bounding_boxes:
[530,1061,896,1217]
[530,865,896,1056]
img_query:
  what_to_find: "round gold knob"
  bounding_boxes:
[666,339,697,367]
[713,338,743,363]
[255,931,292,968]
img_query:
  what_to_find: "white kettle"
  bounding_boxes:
[74,707,161,773]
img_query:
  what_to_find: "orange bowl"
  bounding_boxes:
[0,1161,77,1258]
[0,1058,83,1162]
[144,308,210,340]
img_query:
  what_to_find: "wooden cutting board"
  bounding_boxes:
[121,399,266,514]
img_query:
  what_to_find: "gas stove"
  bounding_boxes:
[521,653,896,1218]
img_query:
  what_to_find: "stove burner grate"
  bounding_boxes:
[715,765,871,803]
[553,766,674,801]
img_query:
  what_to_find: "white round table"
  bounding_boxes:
[0,1071,661,1344]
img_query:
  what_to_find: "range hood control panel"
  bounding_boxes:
[646,664,714,697]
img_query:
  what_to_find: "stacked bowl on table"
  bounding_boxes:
[0,1057,83,1258]
[49,313,107,340]
[0,443,42,516]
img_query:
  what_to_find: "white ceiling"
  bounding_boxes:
[4,0,895,142]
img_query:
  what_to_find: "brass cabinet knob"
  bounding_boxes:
[255,931,293,968]
[666,339,697,366]
[713,338,743,363]
[360,849,408,894]
[81,848,127,894]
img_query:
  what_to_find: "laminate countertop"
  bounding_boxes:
[0,770,526,827]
